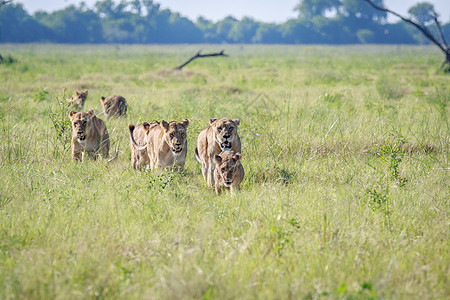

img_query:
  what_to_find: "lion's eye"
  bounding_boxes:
[221,168,226,172]
[170,134,174,138]
[218,127,222,132]
[181,133,185,137]
[229,127,234,131]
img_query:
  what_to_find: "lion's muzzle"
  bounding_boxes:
[221,140,232,150]
[77,132,86,141]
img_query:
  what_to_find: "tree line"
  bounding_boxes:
[0,0,449,44]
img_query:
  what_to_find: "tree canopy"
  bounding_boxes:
[0,0,448,44]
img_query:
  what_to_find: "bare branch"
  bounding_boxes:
[363,0,449,69]
[175,50,228,70]
[432,14,448,49]
[0,0,12,7]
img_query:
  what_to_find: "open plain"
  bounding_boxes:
[0,44,448,299]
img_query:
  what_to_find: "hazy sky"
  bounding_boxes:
[16,0,450,23]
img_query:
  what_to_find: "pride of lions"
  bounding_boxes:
[67,90,244,195]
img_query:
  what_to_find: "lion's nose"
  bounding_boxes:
[223,134,230,139]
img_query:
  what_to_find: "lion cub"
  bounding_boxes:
[100,95,127,118]
[66,90,88,109]
[213,150,244,195]
[129,119,189,171]
[69,110,110,161]
[195,118,241,187]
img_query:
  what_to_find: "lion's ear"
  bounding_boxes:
[214,154,222,164]
[182,118,190,128]
[143,122,150,130]
[87,109,94,118]
[74,91,79,95]
[69,110,77,120]
[161,120,169,131]
[100,96,106,103]
[232,119,240,126]
[233,152,241,162]
[84,90,88,95]
[209,118,217,124]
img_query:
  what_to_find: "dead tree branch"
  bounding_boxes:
[0,0,12,7]
[363,0,449,70]
[175,50,228,70]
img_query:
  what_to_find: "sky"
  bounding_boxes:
[16,0,450,23]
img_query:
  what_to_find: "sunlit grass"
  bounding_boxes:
[0,44,448,299]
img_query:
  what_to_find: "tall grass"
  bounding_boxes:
[0,44,448,299]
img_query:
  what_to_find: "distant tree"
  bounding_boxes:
[340,0,386,22]
[36,4,103,43]
[215,16,238,43]
[228,17,259,43]
[408,2,435,25]
[279,19,325,43]
[0,3,53,42]
[252,24,283,43]
[196,17,219,42]
[363,0,450,70]
[0,1,12,7]
[294,0,340,18]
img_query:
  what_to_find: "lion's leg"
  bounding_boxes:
[175,163,184,172]
[72,140,83,161]
[214,182,222,195]
[100,134,110,159]
[207,164,214,187]
[230,185,240,195]
[72,150,82,161]
[201,162,208,180]
[88,151,97,160]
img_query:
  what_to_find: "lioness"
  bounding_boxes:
[213,150,244,195]
[100,95,127,118]
[67,90,88,109]
[69,110,110,161]
[195,118,241,187]
[129,119,189,171]
[128,121,158,170]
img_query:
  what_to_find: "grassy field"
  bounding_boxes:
[0,44,448,299]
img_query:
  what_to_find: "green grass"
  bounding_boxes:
[0,44,448,299]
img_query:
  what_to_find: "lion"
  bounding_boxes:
[69,110,110,161]
[213,150,244,195]
[195,118,241,187]
[129,119,190,171]
[66,90,88,109]
[100,95,127,118]
[128,121,158,170]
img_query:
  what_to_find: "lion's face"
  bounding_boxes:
[214,151,241,187]
[100,97,112,113]
[161,119,190,155]
[210,118,240,151]
[69,110,94,142]
[70,90,88,106]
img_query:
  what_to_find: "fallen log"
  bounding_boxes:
[175,50,228,70]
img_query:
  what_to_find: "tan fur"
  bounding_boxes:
[66,90,88,110]
[69,110,110,161]
[195,118,241,187]
[213,151,244,195]
[128,121,158,170]
[100,95,127,118]
[129,119,189,171]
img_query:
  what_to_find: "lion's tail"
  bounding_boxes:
[129,124,147,151]
[195,147,202,164]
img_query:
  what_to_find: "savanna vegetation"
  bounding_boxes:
[1,0,449,44]
[0,44,448,299]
